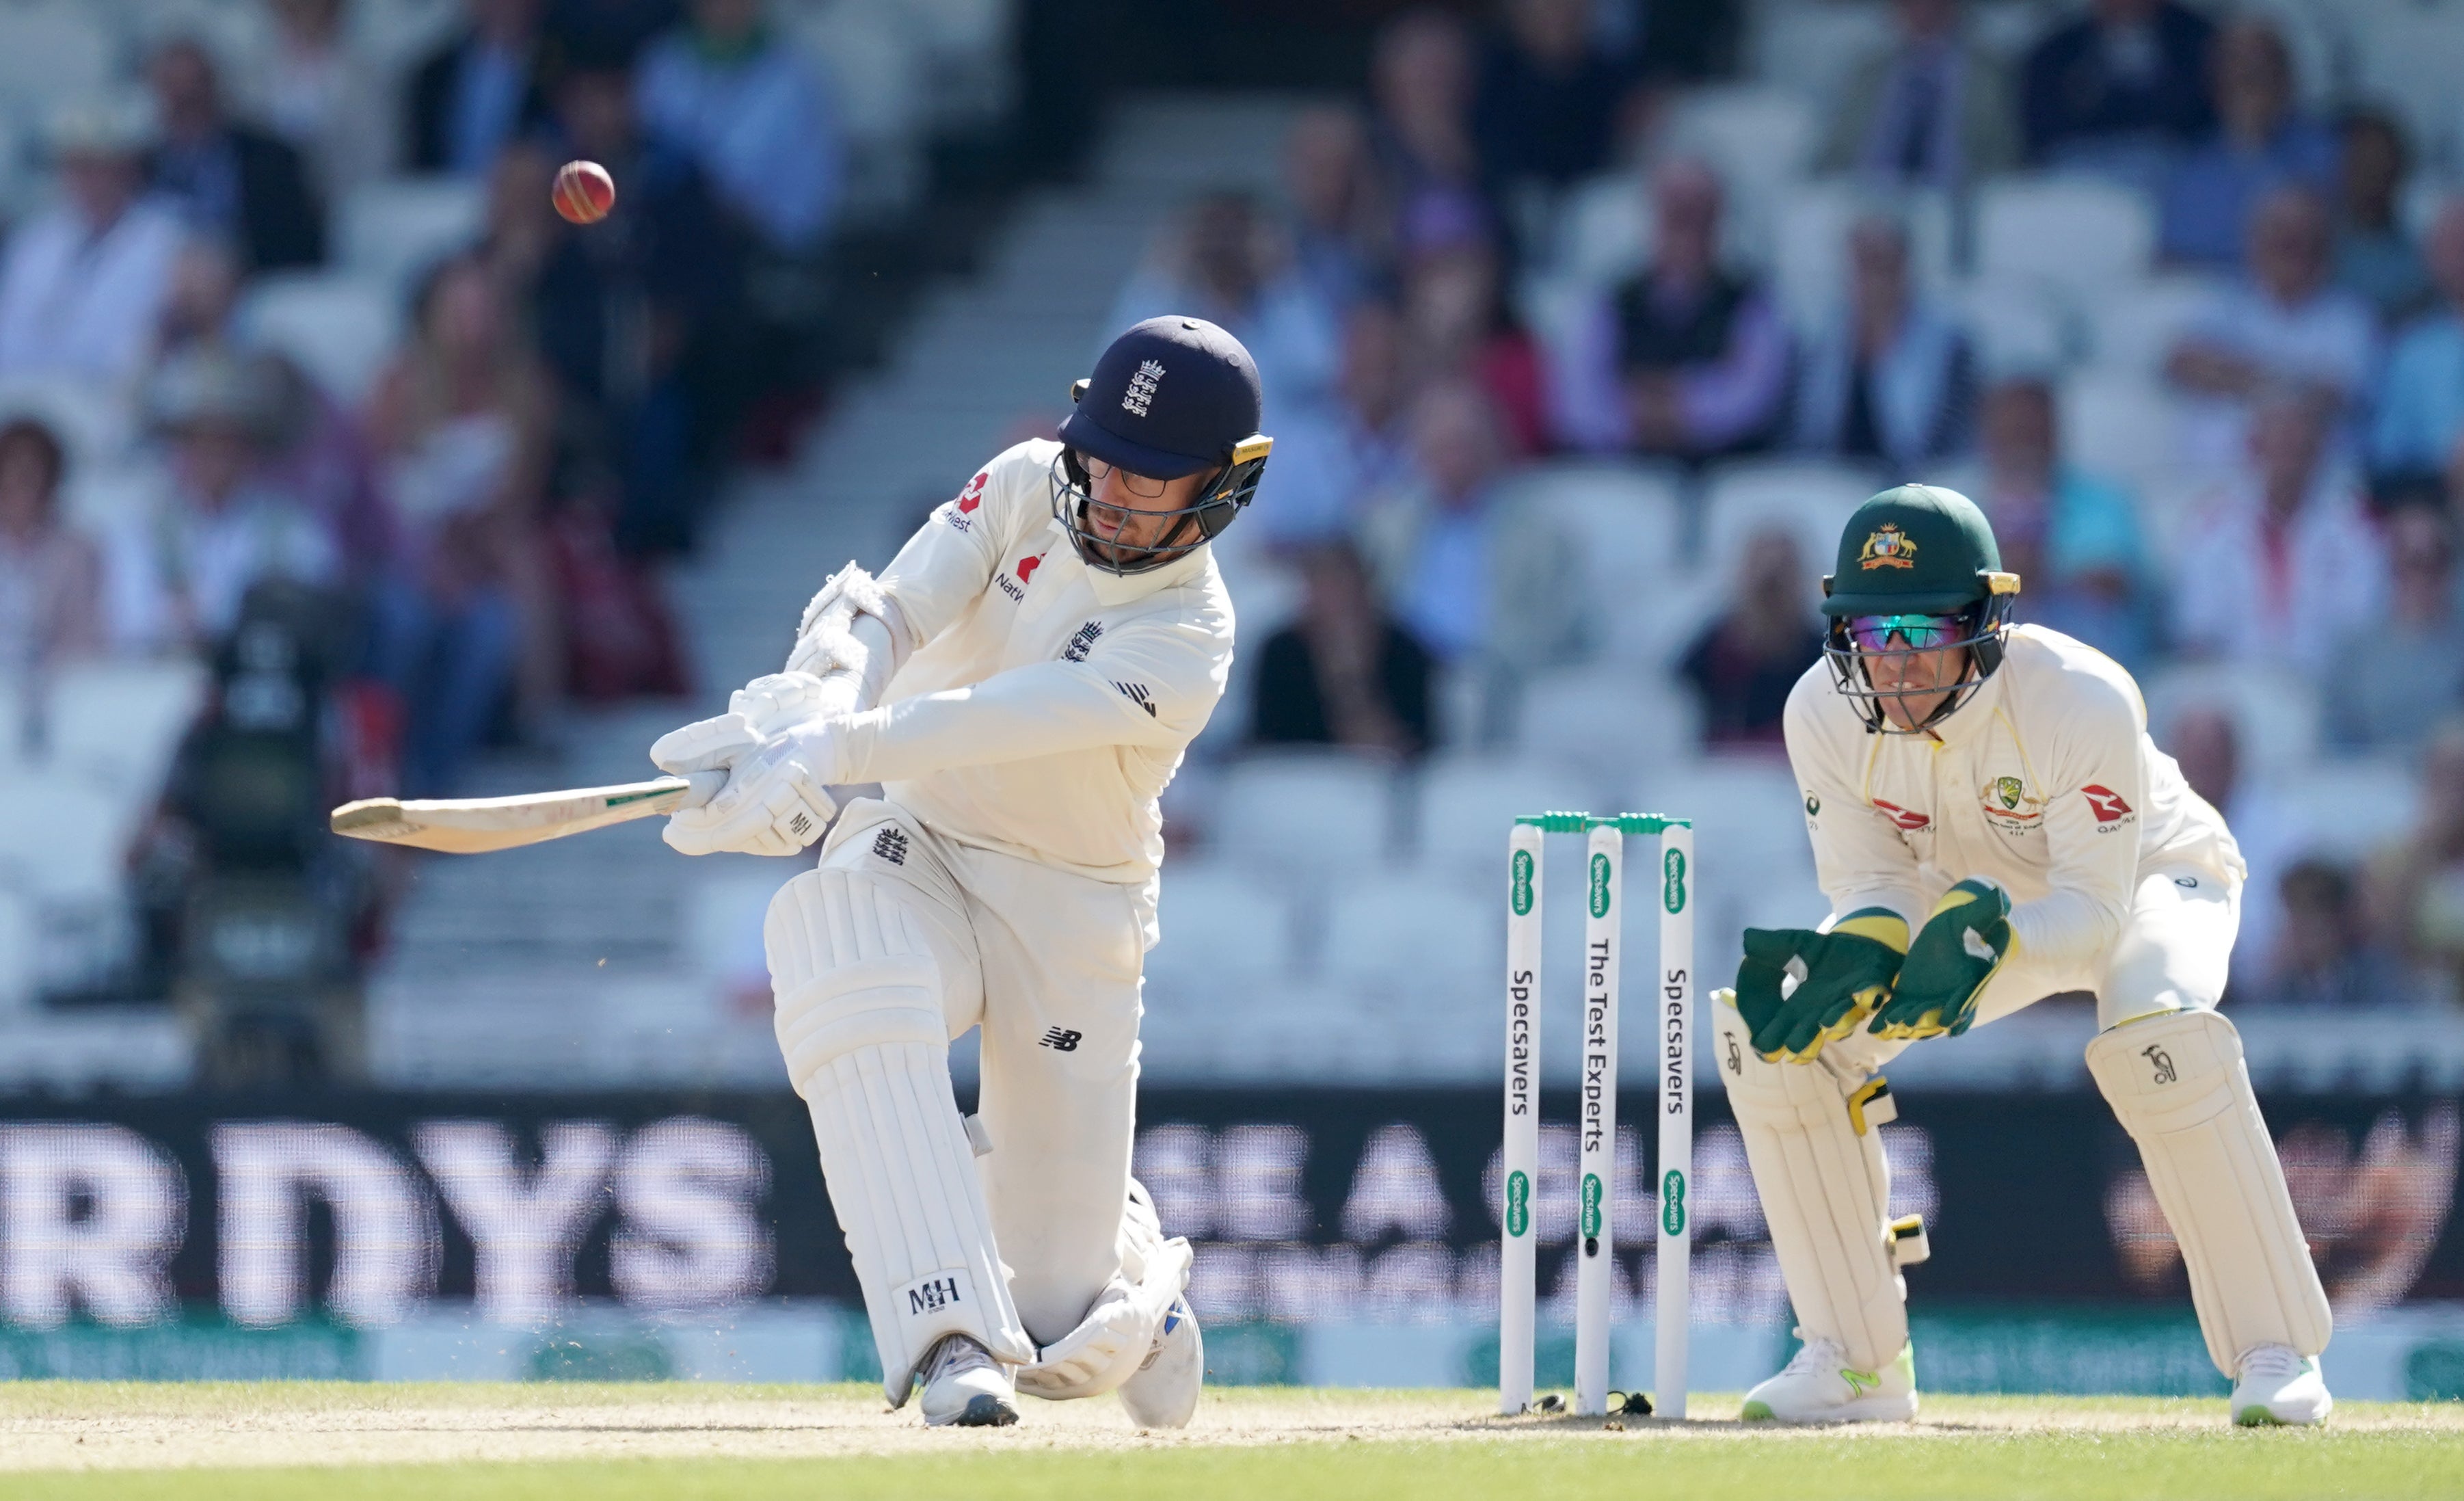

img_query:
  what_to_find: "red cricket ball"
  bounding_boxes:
[552,160,615,225]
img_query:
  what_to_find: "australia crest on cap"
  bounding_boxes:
[1859,523,1918,570]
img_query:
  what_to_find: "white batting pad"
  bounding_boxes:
[766,868,1032,1400]
[1713,997,1908,1372]
[1015,1179,1193,1401]
[2086,1007,2331,1374]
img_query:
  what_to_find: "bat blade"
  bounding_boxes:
[330,774,715,854]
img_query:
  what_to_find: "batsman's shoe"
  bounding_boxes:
[1739,1331,1918,1424]
[918,1333,1019,1428]
[1116,1297,1203,1429]
[2232,1344,2331,1426]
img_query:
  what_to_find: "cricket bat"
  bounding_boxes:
[329,770,728,855]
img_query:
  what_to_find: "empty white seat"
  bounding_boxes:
[2355,9,2464,170]
[1317,875,1495,1002]
[0,886,34,1011]
[1628,754,1825,940]
[1516,665,1702,786]
[1501,459,1690,663]
[43,660,207,795]
[1209,752,1396,877]
[1700,457,1876,597]
[1144,860,1297,1019]
[2088,274,2226,375]
[2143,663,2322,786]
[1551,170,1651,291]
[239,273,402,406]
[2279,759,2420,861]
[1751,1,1894,120]
[0,772,131,903]
[1771,178,1954,335]
[1975,176,2156,302]
[0,373,133,475]
[2061,370,2186,498]
[0,9,112,125]
[1662,85,1815,247]
[337,176,485,295]
[1951,274,2072,375]
[1410,754,1599,877]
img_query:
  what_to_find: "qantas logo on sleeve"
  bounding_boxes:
[1871,799,1931,831]
[2082,785,2135,823]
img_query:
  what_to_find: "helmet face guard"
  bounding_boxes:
[1821,585,2017,734]
[1049,435,1272,576]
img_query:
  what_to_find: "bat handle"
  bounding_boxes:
[681,769,729,809]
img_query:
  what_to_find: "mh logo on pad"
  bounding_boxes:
[899,1271,967,1317]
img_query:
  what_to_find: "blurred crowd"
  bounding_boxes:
[1134,0,2464,1011]
[0,0,887,1066]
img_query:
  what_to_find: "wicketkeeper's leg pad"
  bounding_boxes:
[2085,1007,2331,1374]
[1014,1178,1193,1401]
[766,866,1032,1402]
[1714,997,1910,1372]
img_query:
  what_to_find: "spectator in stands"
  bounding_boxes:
[2333,109,2429,328]
[635,0,840,257]
[2372,200,2464,484]
[2157,16,2335,269]
[531,57,734,556]
[2370,717,2464,1002]
[2324,505,2464,756]
[105,351,340,655]
[2250,858,2421,1009]
[146,37,325,273]
[1359,379,1586,742]
[1367,11,1490,252]
[2165,187,2375,466]
[1473,0,1634,192]
[0,98,187,390]
[1109,192,1341,412]
[1254,300,1411,549]
[1820,0,2018,194]
[1400,201,1549,455]
[1549,159,1789,459]
[1679,526,1821,747]
[2171,386,2387,679]
[152,239,243,367]
[0,419,103,679]
[364,254,552,788]
[2020,0,2216,177]
[1967,375,2152,667]
[1791,209,1974,473]
[249,0,395,199]
[258,351,398,589]
[407,0,550,176]
[1282,106,1390,318]
[547,0,682,61]
[1250,541,1435,758]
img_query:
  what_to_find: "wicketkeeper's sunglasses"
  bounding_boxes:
[1844,612,1969,652]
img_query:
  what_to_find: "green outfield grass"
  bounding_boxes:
[0,1384,2456,1501]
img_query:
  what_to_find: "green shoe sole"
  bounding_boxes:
[2234,1406,2284,1426]
[1739,1400,1775,1421]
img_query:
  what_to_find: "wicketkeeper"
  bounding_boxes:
[1715,484,2331,1426]
[649,317,1269,1426]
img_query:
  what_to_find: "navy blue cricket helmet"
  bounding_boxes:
[1052,317,1273,574]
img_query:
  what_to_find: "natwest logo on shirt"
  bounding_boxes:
[946,470,989,531]
[1871,799,1930,831]
[2082,784,2134,824]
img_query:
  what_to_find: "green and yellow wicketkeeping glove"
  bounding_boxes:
[1867,877,2013,1041]
[1729,910,1910,1062]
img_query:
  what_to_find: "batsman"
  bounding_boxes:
[647,318,1268,1426]
[1715,484,2331,1427]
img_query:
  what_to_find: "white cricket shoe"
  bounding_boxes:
[1739,1331,1918,1424]
[1117,1296,1203,1429]
[2232,1344,2331,1426]
[918,1333,1019,1427]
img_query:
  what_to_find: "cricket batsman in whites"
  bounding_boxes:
[646,317,1268,1426]
[1714,483,2332,1426]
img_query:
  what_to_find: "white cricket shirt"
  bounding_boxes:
[1784,624,2242,977]
[821,438,1235,884]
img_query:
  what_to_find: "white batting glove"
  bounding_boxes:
[658,720,846,858]
[729,672,858,734]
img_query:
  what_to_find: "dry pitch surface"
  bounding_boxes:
[0,1383,2459,1500]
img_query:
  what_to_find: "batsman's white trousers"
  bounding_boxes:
[1724,860,2330,1377]
[775,797,1151,1359]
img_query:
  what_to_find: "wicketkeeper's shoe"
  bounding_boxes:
[1116,1296,1203,1429]
[918,1333,1019,1427]
[2232,1344,2331,1426]
[1739,1330,1918,1423]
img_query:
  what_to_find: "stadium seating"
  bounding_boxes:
[336,177,486,297]
[1974,175,2158,305]
[238,272,403,406]
[1210,751,1398,881]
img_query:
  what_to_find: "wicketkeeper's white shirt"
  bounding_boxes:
[821,438,1235,884]
[1784,624,2242,979]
